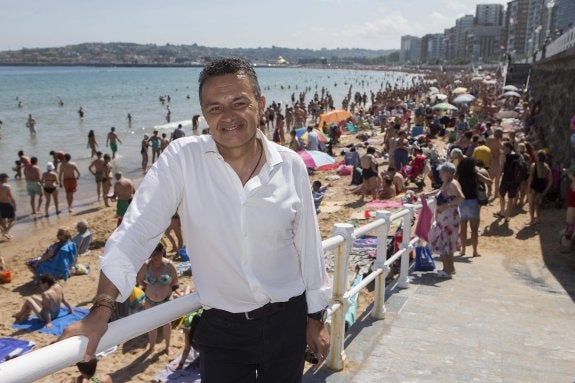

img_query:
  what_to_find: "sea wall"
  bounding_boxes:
[529,48,575,168]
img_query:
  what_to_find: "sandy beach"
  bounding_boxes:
[1,73,572,382]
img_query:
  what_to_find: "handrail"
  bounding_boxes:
[0,197,435,381]
[0,294,201,383]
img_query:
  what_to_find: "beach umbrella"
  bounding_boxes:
[429,86,440,95]
[495,110,519,119]
[452,87,468,94]
[483,79,497,85]
[454,80,463,84]
[502,85,519,91]
[503,91,521,98]
[432,102,458,111]
[435,93,448,101]
[295,128,329,143]
[453,94,476,104]
[297,150,335,169]
[501,118,522,131]
[318,109,352,127]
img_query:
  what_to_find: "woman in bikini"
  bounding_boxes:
[136,242,178,355]
[13,273,73,328]
[87,130,99,159]
[41,162,60,217]
[527,150,552,225]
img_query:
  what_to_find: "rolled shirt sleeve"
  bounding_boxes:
[101,142,184,302]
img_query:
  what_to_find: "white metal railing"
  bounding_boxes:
[0,198,434,381]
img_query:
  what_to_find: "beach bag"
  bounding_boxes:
[337,165,353,176]
[415,196,433,242]
[476,182,488,206]
[414,245,435,272]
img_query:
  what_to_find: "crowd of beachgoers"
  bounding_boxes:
[0,65,574,382]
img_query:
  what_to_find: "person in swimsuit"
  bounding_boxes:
[109,172,135,227]
[140,134,150,173]
[360,146,380,201]
[150,130,162,162]
[59,153,81,212]
[87,130,99,159]
[13,273,73,328]
[136,243,178,355]
[88,152,106,202]
[41,162,60,217]
[24,157,43,215]
[101,154,113,207]
[0,173,16,240]
[106,127,122,159]
[527,150,552,225]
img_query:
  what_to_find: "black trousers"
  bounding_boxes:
[193,293,308,383]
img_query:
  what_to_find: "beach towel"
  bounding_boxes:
[175,262,192,277]
[0,338,35,363]
[12,307,88,336]
[35,241,77,281]
[365,200,403,210]
[154,351,201,382]
[353,236,378,249]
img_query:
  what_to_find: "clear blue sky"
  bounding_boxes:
[0,0,508,51]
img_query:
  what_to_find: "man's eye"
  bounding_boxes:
[233,101,247,108]
[208,106,222,114]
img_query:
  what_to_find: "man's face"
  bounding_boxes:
[200,74,265,151]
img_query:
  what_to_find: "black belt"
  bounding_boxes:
[208,293,305,321]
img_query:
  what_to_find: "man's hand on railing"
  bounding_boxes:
[58,308,110,362]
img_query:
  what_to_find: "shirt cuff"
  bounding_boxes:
[100,251,138,303]
[306,285,332,314]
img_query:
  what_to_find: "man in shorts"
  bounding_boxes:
[110,172,135,226]
[24,157,43,215]
[59,153,81,212]
[0,173,16,239]
[88,152,105,201]
[106,127,122,159]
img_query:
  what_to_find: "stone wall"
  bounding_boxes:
[529,49,575,168]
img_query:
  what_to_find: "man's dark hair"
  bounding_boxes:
[503,142,514,151]
[38,273,56,287]
[31,157,38,165]
[64,153,71,161]
[367,146,376,154]
[76,358,97,378]
[198,57,261,105]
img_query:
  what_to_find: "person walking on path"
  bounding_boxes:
[495,142,524,223]
[59,153,81,213]
[455,157,492,257]
[527,150,552,225]
[61,57,331,383]
[106,127,122,159]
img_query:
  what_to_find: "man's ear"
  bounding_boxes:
[258,96,266,117]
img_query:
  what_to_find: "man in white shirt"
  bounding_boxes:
[61,57,331,382]
[306,126,320,151]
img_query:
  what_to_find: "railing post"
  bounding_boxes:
[327,223,354,372]
[372,210,391,319]
[398,204,415,289]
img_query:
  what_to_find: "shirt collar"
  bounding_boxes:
[202,130,283,169]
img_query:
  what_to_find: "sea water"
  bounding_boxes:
[0,66,418,228]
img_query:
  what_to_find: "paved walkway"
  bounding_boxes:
[305,248,575,382]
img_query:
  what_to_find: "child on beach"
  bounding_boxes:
[12,160,22,180]
[312,180,328,213]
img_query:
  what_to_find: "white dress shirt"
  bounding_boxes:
[101,130,331,314]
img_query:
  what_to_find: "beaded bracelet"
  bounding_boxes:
[90,294,116,314]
